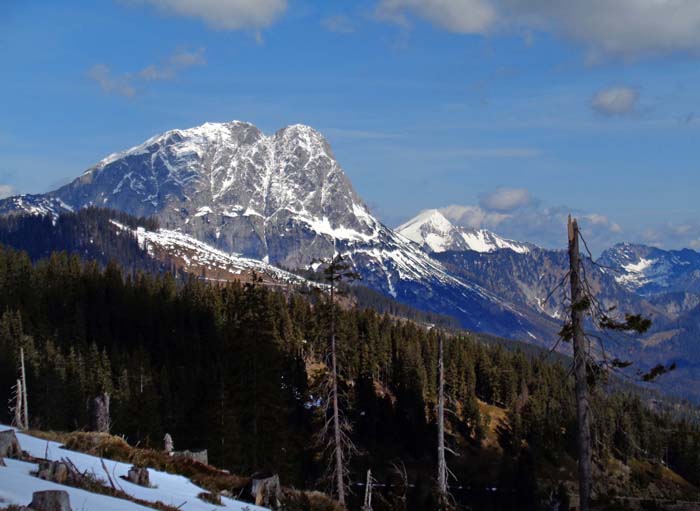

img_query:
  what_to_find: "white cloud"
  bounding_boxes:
[500,0,700,58]
[642,221,700,251]
[376,0,496,34]
[591,87,639,116]
[88,48,205,97]
[0,184,16,199]
[439,187,627,254]
[139,48,206,81]
[87,64,136,98]
[141,0,287,30]
[321,14,355,34]
[440,204,511,228]
[376,0,700,58]
[479,187,532,212]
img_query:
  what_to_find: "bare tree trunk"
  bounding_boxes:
[363,469,373,511]
[92,392,111,433]
[568,216,592,511]
[330,277,346,506]
[14,378,23,429]
[437,335,447,499]
[20,347,28,430]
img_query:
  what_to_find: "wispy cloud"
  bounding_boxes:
[591,86,639,116]
[438,186,625,254]
[375,0,496,34]
[0,184,16,199]
[321,14,355,34]
[137,0,287,30]
[87,64,137,98]
[88,48,206,97]
[479,187,532,212]
[374,0,700,59]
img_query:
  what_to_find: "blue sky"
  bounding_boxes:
[2,0,700,253]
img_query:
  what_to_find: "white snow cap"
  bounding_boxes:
[397,208,531,254]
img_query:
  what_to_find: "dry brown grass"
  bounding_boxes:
[24,429,340,510]
[31,431,248,495]
[282,489,344,511]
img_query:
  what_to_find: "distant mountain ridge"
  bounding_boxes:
[0,121,549,340]
[4,119,700,399]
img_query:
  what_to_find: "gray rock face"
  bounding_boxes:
[0,120,552,339]
[51,122,371,268]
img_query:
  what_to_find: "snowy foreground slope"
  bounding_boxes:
[0,426,267,511]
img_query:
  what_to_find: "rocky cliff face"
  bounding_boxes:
[0,121,548,340]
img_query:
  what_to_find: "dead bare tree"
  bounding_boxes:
[437,334,448,499]
[316,253,359,507]
[9,348,29,430]
[362,469,374,511]
[568,217,592,511]
[20,347,28,430]
[561,216,675,511]
[10,378,23,429]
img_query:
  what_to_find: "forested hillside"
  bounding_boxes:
[1,244,700,509]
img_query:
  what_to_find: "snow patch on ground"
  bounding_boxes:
[0,426,268,511]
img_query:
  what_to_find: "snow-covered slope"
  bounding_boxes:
[598,243,700,295]
[111,220,314,286]
[0,426,267,511]
[397,209,531,254]
[0,120,552,339]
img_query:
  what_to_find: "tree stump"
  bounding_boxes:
[127,466,151,487]
[37,461,70,485]
[0,429,22,458]
[29,490,72,511]
[90,393,110,433]
[0,456,5,467]
[163,433,174,455]
[250,473,282,509]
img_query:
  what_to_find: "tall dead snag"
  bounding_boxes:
[9,347,29,430]
[362,469,374,511]
[437,334,448,500]
[20,347,28,430]
[561,216,675,511]
[316,253,359,507]
[567,217,592,511]
[91,392,110,433]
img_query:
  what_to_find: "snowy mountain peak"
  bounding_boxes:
[397,209,531,254]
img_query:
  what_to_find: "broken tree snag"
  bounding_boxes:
[127,465,151,487]
[37,461,71,485]
[164,433,174,455]
[0,429,22,459]
[250,472,282,509]
[29,490,72,511]
[90,392,110,433]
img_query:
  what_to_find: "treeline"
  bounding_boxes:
[0,207,164,274]
[0,244,699,509]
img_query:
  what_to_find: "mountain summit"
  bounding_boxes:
[397,209,531,254]
[0,120,546,339]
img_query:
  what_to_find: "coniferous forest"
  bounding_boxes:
[1,225,700,510]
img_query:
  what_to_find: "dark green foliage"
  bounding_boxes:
[0,243,699,509]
